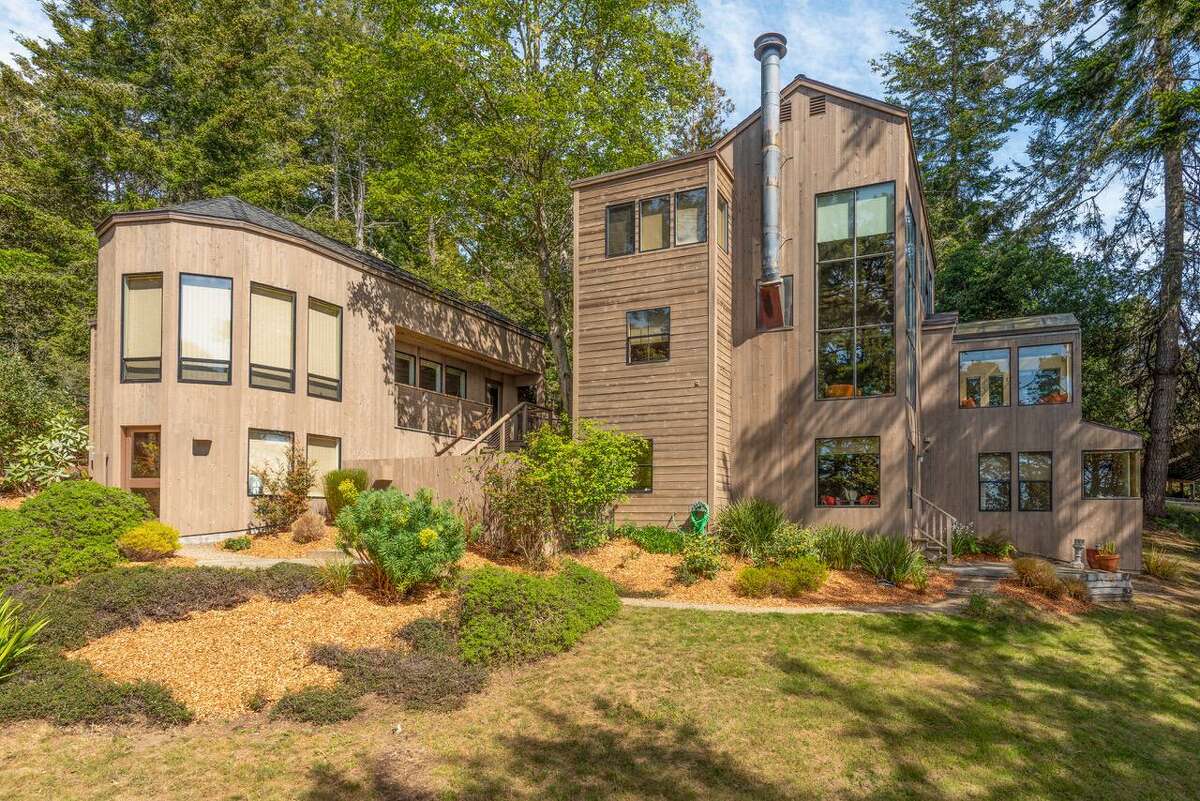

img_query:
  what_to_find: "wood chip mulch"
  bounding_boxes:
[69,591,451,721]
[996,578,1091,615]
[246,525,340,558]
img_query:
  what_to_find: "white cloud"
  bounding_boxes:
[0,0,53,67]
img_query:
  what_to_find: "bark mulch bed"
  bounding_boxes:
[245,525,340,558]
[996,579,1091,615]
[567,539,954,607]
[69,590,451,721]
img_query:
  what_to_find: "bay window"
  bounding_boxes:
[249,283,295,392]
[179,274,233,384]
[121,273,162,382]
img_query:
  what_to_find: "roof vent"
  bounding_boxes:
[810,95,826,115]
[779,100,793,122]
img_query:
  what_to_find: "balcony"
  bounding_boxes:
[395,383,493,438]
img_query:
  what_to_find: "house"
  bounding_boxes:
[571,33,1144,568]
[89,197,545,537]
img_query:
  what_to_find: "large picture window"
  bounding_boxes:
[639,195,670,252]
[959,349,1010,408]
[121,273,162,382]
[674,188,707,246]
[816,437,881,507]
[606,202,635,257]
[247,428,293,496]
[1018,452,1053,511]
[179,274,233,384]
[1018,344,1071,405]
[626,307,670,363]
[307,299,341,401]
[631,439,653,493]
[249,283,295,392]
[1083,450,1141,499]
[306,434,341,498]
[816,183,896,399]
[978,453,1011,511]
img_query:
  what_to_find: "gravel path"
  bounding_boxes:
[178,543,349,569]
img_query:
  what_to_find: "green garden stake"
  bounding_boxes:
[688,501,710,535]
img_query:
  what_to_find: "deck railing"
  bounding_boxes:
[913,493,956,563]
[395,383,493,439]
[458,402,556,456]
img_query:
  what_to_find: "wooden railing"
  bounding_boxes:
[395,383,493,439]
[913,493,956,563]
[457,402,556,456]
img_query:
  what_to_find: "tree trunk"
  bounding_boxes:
[537,251,572,414]
[353,150,366,250]
[1142,35,1185,517]
[332,139,341,222]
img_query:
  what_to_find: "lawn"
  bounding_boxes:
[1,598,1198,800]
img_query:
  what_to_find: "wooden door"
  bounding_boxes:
[124,426,161,517]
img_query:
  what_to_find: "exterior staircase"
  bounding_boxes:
[443,401,556,457]
[913,493,956,563]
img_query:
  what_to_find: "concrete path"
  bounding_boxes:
[179,543,349,569]
[620,596,967,615]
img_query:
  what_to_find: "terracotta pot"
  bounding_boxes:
[1094,552,1120,572]
[1085,548,1100,569]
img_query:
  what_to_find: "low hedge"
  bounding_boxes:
[457,561,619,666]
[735,556,828,598]
[117,521,181,561]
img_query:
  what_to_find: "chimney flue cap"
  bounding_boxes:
[754,32,788,61]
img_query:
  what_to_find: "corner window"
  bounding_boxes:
[306,434,341,498]
[307,299,342,401]
[639,195,670,252]
[1018,343,1071,405]
[631,439,653,493]
[757,276,794,330]
[978,453,1011,511]
[247,428,293,496]
[717,195,731,252]
[249,283,296,392]
[626,307,670,363]
[817,437,881,507]
[959,349,1010,408]
[445,366,467,399]
[121,273,162,382]
[1018,452,1052,511]
[816,182,896,399]
[674,188,707,246]
[1083,450,1141,499]
[179,274,233,384]
[418,359,442,393]
[395,350,415,385]
[606,202,635,257]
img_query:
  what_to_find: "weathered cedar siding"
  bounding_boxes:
[711,164,735,507]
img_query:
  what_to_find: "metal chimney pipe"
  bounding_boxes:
[754,32,787,287]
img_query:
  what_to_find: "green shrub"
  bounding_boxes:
[249,444,316,534]
[317,562,353,596]
[398,617,458,656]
[223,535,251,551]
[323,468,368,519]
[117,520,180,561]
[270,685,361,723]
[335,488,465,596]
[0,594,48,680]
[2,480,151,587]
[291,511,326,544]
[1012,557,1064,599]
[1062,578,1089,601]
[759,522,820,565]
[621,524,685,555]
[675,535,723,585]
[1143,548,1184,581]
[734,556,828,598]
[964,590,992,619]
[859,534,927,586]
[1,412,88,492]
[813,524,866,570]
[716,498,786,561]
[457,561,619,666]
[951,522,981,557]
[310,643,487,711]
[979,534,1016,558]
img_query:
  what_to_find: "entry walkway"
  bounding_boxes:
[178,543,349,569]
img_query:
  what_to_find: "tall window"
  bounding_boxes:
[445,366,467,398]
[606,202,635,257]
[674,188,707,245]
[1018,344,1071,405]
[1083,451,1141,499]
[307,299,341,401]
[717,195,731,252]
[249,283,295,392]
[632,439,653,493]
[639,195,670,252]
[179,274,233,384]
[1018,452,1053,511]
[419,358,442,392]
[395,350,415,385]
[959,349,1010,408]
[121,274,162,382]
[816,437,881,507]
[306,434,341,498]
[247,428,293,496]
[978,453,1011,511]
[626,307,670,363]
[816,182,896,399]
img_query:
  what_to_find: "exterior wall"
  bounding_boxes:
[921,323,1143,569]
[711,163,735,508]
[572,158,715,525]
[91,217,543,536]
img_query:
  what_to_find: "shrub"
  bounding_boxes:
[979,534,1017,559]
[1012,557,1064,599]
[1,412,88,493]
[859,535,927,586]
[675,535,723,585]
[1062,578,1089,602]
[335,488,466,596]
[311,643,487,711]
[249,444,316,534]
[117,521,180,561]
[1143,548,1183,581]
[813,524,865,570]
[759,522,820,565]
[457,561,619,666]
[734,556,828,598]
[621,524,685,555]
[2,480,150,587]
[270,685,361,723]
[323,468,368,519]
[716,498,786,561]
[291,512,326,544]
[318,562,353,596]
[951,522,981,557]
[223,535,251,551]
[964,591,992,619]
[0,594,48,680]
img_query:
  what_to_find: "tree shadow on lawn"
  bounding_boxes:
[303,758,436,801]
[769,608,1200,801]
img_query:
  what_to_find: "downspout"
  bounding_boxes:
[754,33,787,324]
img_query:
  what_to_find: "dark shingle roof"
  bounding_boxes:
[106,196,545,343]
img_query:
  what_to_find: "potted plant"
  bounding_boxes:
[1090,540,1120,572]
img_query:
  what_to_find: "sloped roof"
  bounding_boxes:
[955,313,1079,339]
[99,196,545,343]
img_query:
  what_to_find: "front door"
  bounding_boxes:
[486,381,502,423]
[124,427,161,517]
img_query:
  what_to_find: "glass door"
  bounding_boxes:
[124,427,161,516]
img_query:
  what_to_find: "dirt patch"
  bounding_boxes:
[997,579,1091,615]
[0,494,29,510]
[69,590,451,721]
[568,540,953,607]
[246,525,339,558]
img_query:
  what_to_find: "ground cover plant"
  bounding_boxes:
[675,534,723,584]
[735,556,828,598]
[222,535,251,551]
[621,523,685,554]
[1156,506,1200,541]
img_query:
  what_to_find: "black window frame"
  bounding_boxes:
[178,272,234,385]
[1017,343,1073,406]
[307,297,343,402]
[1018,451,1053,512]
[605,202,636,258]
[631,439,653,493]
[978,452,1012,512]
[120,272,164,384]
[638,195,671,253]
[626,306,671,364]
[958,348,1011,409]
[815,436,882,508]
[673,187,708,246]
[248,281,297,394]
[1082,449,1142,500]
